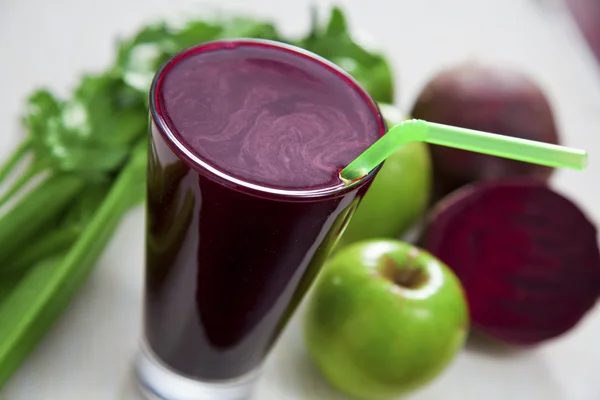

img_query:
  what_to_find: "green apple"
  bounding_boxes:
[304,239,469,400]
[335,104,432,250]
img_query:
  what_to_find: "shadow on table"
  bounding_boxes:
[465,331,531,358]
[113,316,565,400]
[252,302,350,400]
[116,358,147,400]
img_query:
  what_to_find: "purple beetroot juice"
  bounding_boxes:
[144,39,386,382]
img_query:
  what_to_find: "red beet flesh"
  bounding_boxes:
[410,63,560,200]
[424,179,600,345]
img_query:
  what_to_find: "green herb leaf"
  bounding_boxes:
[115,22,178,93]
[297,7,395,103]
[22,74,147,178]
[215,16,280,40]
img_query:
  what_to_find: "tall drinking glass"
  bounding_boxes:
[136,38,387,400]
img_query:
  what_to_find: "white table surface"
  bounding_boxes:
[1,0,600,399]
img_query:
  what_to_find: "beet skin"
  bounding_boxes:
[566,0,600,67]
[410,63,560,200]
[424,178,600,345]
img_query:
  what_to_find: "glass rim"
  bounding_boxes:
[149,37,387,200]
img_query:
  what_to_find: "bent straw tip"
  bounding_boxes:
[340,167,368,183]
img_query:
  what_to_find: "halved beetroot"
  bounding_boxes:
[424,178,600,345]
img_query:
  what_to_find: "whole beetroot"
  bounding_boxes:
[410,63,560,200]
[566,0,600,66]
[424,178,600,345]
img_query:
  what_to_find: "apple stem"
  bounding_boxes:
[381,255,428,289]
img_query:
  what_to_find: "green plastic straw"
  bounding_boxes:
[340,119,588,181]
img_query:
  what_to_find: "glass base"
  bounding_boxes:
[135,342,261,400]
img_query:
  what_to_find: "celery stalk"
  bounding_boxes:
[0,142,146,389]
[0,175,85,268]
[3,227,80,273]
[0,139,32,186]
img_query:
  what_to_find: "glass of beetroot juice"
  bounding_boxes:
[136,38,386,400]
